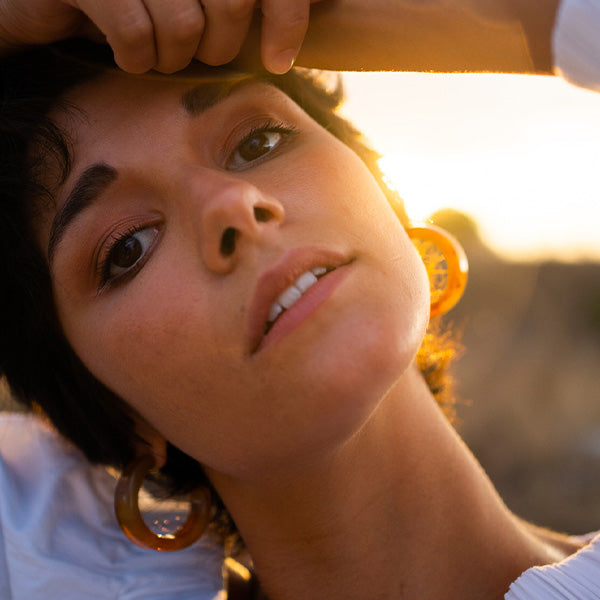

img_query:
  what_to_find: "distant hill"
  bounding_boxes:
[432,209,600,533]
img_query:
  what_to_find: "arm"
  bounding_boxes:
[0,0,570,76]
[294,0,562,73]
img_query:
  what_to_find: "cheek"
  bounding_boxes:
[56,267,225,409]
[282,136,395,244]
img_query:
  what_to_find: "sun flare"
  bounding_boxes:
[340,72,600,262]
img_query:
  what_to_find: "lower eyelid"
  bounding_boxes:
[97,223,162,290]
[222,119,299,170]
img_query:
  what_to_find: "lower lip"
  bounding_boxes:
[255,263,352,353]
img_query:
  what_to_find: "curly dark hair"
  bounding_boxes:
[0,39,457,543]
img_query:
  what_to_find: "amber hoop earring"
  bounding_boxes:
[114,455,211,552]
[407,224,468,317]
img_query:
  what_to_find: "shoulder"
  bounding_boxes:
[553,0,600,90]
[0,412,224,599]
[505,531,600,599]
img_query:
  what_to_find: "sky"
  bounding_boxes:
[339,72,600,262]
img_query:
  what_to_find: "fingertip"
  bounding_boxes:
[113,51,156,74]
[153,61,192,74]
[264,48,297,74]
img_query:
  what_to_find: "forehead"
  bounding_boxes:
[36,71,308,243]
[56,71,310,156]
[59,71,258,134]
[48,72,298,190]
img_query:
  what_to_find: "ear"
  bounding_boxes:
[134,419,168,470]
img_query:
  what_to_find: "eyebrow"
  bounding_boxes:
[47,163,117,264]
[180,76,254,115]
[47,77,257,264]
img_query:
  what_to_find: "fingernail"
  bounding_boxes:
[269,49,296,75]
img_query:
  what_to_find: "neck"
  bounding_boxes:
[210,366,576,600]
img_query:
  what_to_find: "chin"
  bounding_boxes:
[285,306,426,435]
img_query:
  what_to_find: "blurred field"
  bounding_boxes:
[433,209,600,534]
[2,212,600,534]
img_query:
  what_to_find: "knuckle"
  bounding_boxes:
[263,5,309,40]
[113,13,154,47]
[279,10,309,34]
[169,7,205,42]
[220,0,255,20]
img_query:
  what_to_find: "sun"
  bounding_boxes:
[340,71,600,262]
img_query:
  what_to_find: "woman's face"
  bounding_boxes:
[36,72,430,480]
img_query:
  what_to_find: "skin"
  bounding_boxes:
[0,0,322,74]
[0,0,561,74]
[39,73,431,479]
[35,72,584,600]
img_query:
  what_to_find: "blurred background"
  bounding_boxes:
[1,71,599,534]
[341,71,600,534]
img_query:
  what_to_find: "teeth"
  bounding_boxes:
[295,271,318,293]
[266,267,330,326]
[277,285,302,309]
[268,302,283,323]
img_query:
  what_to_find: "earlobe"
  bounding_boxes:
[134,419,168,470]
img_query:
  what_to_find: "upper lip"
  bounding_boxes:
[247,246,351,353]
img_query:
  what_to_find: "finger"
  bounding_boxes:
[260,0,311,74]
[77,19,108,44]
[73,0,156,73]
[194,0,255,66]
[142,0,205,73]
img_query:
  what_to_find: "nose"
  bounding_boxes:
[200,179,285,274]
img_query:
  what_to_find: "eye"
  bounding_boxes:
[227,122,297,170]
[100,225,160,286]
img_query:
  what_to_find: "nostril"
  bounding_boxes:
[254,206,272,223]
[220,227,237,256]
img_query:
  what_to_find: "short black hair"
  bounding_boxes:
[0,39,454,543]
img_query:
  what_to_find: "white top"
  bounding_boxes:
[505,533,600,599]
[0,413,223,600]
[553,0,600,90]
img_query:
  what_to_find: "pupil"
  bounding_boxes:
[112,237,142,268]
[240,133,268,161]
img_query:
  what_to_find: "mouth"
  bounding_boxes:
[263,266,334,336]
[248,248,351,354]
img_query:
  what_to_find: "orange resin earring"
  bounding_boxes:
[114,454,211,552]
[407,224,468,317]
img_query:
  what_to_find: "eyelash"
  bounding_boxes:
[95,120,298,291]
[226,119,299,170]
[96,224,161,291]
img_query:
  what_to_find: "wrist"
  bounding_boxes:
[505,0,562,72]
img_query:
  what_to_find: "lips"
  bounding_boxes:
[248,247,351,353]
[264,266,333,334]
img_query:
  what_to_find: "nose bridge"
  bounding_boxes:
[185,169,285,274]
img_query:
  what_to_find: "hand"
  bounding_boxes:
[0,0,323,74]
[195,0,324,75]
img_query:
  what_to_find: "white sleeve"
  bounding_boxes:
[0,414,224,600]
[505,532,600,600]
[553,0,600,90]
[0,507,12,600]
